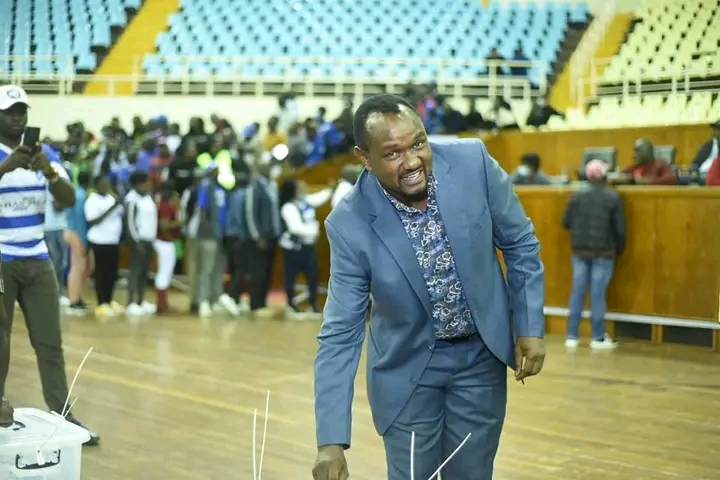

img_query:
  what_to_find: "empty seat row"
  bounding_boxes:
[0,0,138,74]
[144,0,587,84]
[545,93,720,130]
[602,0,720,83]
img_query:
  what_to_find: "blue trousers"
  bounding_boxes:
[382,334,507,480]
[567,255,615,341]
[45,229,67,292]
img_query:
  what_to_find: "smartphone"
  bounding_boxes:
[22,126,41,153]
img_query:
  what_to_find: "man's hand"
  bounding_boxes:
[30,147,53,176]
[514,336,545,382]
[312,445,349,480]
[0,146,33,175]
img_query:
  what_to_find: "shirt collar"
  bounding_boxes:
[381,174,436,214]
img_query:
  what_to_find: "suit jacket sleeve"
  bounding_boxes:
[314,220,369,449]
[480,143,546,338]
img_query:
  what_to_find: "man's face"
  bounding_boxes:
[633,140,652,163]
[136,178,151,195]
[355,107,432,204]
[0,104,28,138]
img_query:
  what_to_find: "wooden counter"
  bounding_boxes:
[516,186,720,322]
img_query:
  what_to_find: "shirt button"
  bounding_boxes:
[428,344,434,351]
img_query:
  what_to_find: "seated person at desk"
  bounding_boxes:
[691,119,719,182]
[510,153,552,185]
[610,139,677,185]
[705,155,720,186]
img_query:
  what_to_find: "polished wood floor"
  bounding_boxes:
[5,296,720,479]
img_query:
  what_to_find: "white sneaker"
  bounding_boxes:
[237,300,250,314]
[109,301,125,314]
[590,334,618,350]
[140,301,156,315]
[125,303,145,317]
[199,301,213,318]
[285,307,306,320]
[218,294,240,316]
[565,338,580,349]
[59,296,71,307]
[251,307,276,319]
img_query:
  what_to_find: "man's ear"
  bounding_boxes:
[353,146,372,172]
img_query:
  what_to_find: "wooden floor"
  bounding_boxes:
[5,300,720,479]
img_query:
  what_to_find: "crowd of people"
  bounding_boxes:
[46,102,367,321]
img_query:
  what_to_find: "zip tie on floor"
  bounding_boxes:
[37,346,94,460]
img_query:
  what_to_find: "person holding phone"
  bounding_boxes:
[0,85,100,444]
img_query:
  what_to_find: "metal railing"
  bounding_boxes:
[576,56,720,104]
[569,0,616,106]
[0,55,548,101]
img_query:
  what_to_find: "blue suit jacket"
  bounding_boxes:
[314,138,545,448]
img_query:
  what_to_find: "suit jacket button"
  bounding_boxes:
[428,344,433,351]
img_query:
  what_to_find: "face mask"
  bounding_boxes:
[517,164,531,176]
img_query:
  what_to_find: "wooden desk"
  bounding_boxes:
[518,186,720,322]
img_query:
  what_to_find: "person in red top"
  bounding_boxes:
[153,181,182,314]
[149,142,174,191]
[615,138,678,185]
[705,156,720,186]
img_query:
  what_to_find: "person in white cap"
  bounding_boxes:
[561,159,626,351]
[0,85,100,444]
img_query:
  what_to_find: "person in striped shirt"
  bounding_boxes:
[0,85,99,444]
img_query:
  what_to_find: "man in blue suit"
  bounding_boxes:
[313,95,546,480]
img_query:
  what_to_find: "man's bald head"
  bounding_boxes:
[633,138,655,164]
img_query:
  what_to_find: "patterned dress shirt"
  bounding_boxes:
[383,175,477,339]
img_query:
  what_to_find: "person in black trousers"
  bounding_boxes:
[277,179,331,320]
[84,174,124,317]
[244,163,281,317]
[224,175,250,313]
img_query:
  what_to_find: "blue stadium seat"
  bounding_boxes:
[141,0,587,84]
[0,0,139,74]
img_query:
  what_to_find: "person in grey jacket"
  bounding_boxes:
[195,165,230,317]
[562,159,626,350]
[244,162,281,317]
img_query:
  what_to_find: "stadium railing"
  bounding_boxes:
[568,0,617,105]
[0,55,547,101]
[573,57,720,105]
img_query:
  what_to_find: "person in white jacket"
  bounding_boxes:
[330,165,362,209]
[278,179,333,319]
[125,171,158,316]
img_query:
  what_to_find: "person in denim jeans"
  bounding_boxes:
[44,188,69,304]
[562,159,626,349]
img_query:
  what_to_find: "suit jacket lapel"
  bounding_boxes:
[432,150,478,296]
[365,174,433,319]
